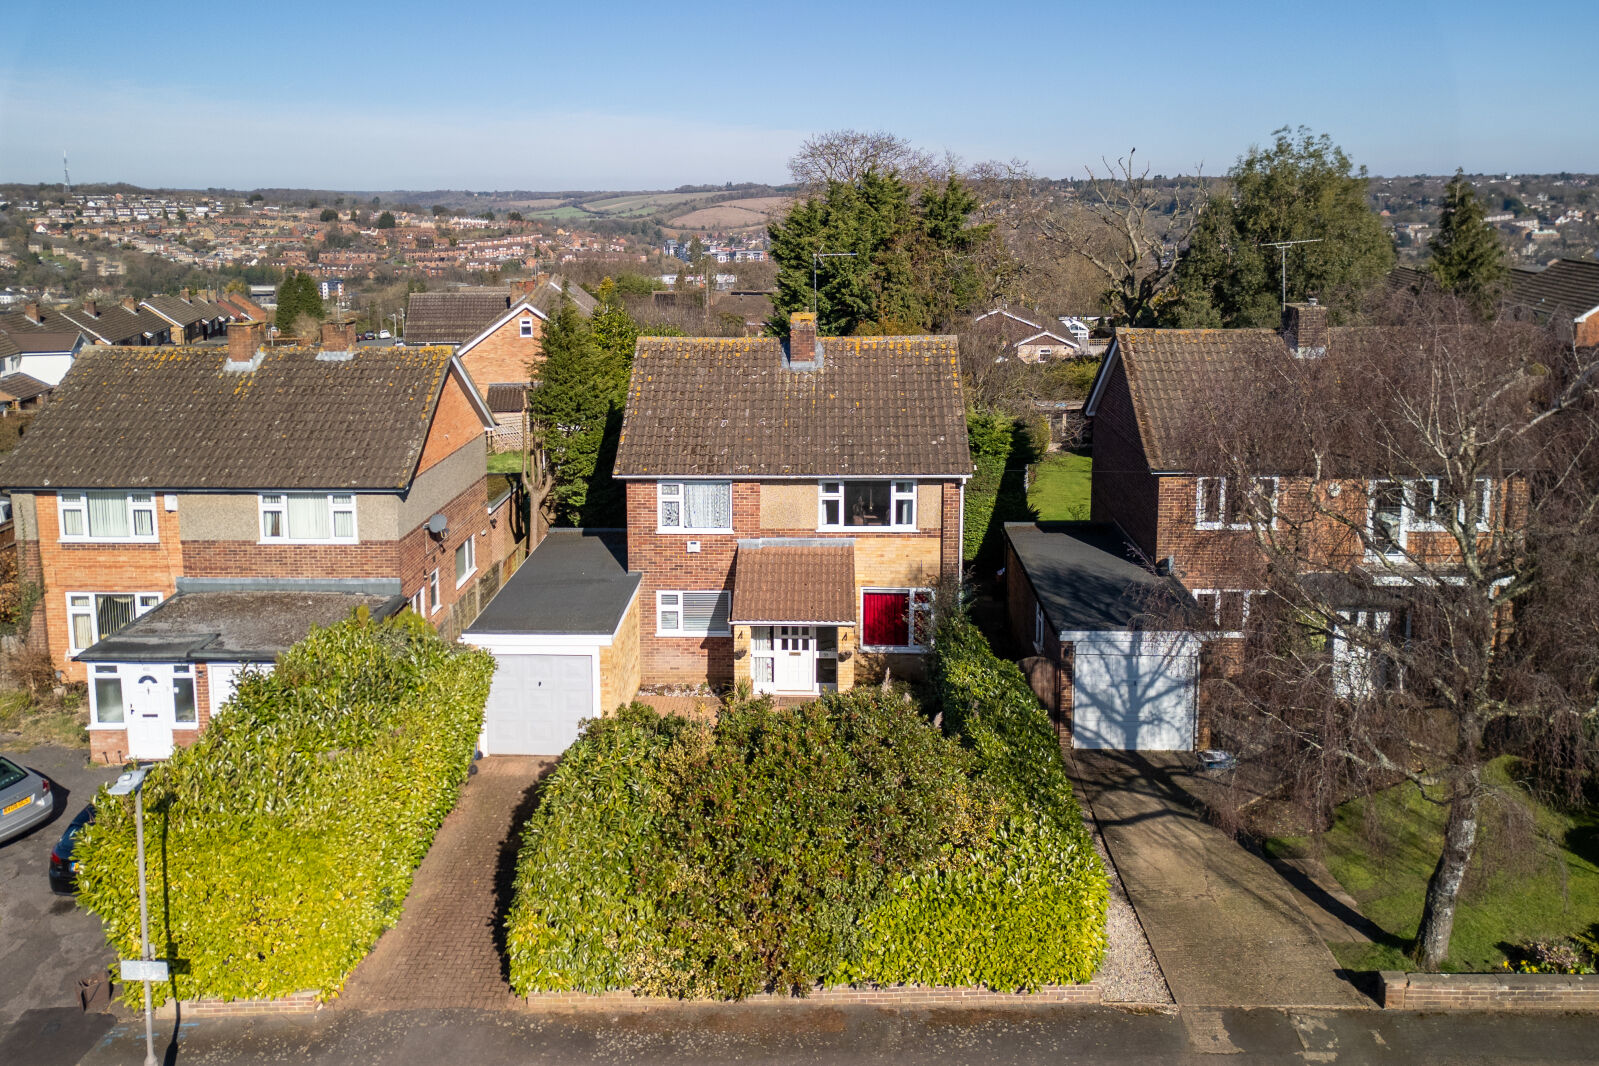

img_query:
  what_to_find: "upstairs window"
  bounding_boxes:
[658,481,732,532]
[260,493,357,542]
[67,591,161,653]
[1369,480,1407,555]
[820,481,917,529]
[1195,477,1276,530]
[519,317,534,338]
[58,492,157,541]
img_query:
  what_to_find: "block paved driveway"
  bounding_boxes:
[338,755,554,1011]
[1068,750,1370,1010]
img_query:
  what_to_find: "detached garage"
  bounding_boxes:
[1005,522,1202,751]
[463,530,641,755]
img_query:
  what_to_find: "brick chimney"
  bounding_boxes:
[121,295,138,312]
[319,320,356,349]
[229,320,265,363]
[83,298,98,317]
[23,301,40,323]
[509,278,538,301]
[786,311,821,368]
[1282,300,1329,358]
[180,287,191,302]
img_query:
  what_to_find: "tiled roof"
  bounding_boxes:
[143,295,214,327]
[484,383,527,413]
[405,291,511,345]
[5,330,78,354]
[731,540,856,624]
[1506,258,1599,322]
[528,275,597,317]
[49,305,166,345]
[0,373,52,402]
[1005,522,1199,632]
[614,334,970,478]
[0,345,472,491]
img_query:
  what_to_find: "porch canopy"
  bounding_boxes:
[731,539,856,625]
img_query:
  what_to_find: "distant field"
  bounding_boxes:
[582,191,708,213]
[510,198,566,210]
[720,195,791,212]
[526,205,594,221]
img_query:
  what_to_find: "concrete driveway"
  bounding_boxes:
[0,745,120,1065]
[1068,750,1370,1010]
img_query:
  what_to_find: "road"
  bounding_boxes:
[74,1003,1599,1065]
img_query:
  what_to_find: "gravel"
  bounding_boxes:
[1082,807,1174,1006]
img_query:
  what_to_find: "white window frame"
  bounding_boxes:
[410,587,426,615]
[258,493,358,544]
[656,481,733,533]
[518,317,534,338]
[1195,476,1276,531]
[655,590,732,637]
[66,591,162,654]
[1190,588,1266,638]
[89,664,125,727]
[454,535,477,588]
[428,569,441,614]
[57,491,159,543]
[818,480,918,531]
[859,586,935,653]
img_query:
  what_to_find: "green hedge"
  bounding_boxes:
[76,612,494,1005]
[507,624,1109,999]
[847,617,1109,989]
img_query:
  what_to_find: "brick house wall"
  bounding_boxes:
[1089,358,1161,559]
[458,309,545,396]
[625,478,964,689]
[598,590,641,712]
[1005,539,1072,726]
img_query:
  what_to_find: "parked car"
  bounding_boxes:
[0,755,53,845]
[49,803,95,894]
[360,331,375,341]
[378,329,391,339]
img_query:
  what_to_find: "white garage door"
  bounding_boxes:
[483,653,593,755]
[1071,638,1197,751]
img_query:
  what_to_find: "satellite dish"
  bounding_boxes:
[426,513,449,536]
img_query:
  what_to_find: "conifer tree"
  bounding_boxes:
[1429,170,1509,314]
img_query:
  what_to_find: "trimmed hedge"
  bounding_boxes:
[847,617,1109,989]
[76,612,494,1005]
[507,622,1108,999]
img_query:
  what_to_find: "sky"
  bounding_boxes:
[2,0,1596,191]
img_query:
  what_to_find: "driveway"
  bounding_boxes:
[337,755,554,1011]
[1067,750,1369,1010]
[0,745,120,1065]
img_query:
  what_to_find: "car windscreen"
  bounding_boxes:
[0,757,26,791]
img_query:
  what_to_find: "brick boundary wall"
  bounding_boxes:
[155,991,324,1017]
[1381,971,1599,1010]
[525,982,1103,1011]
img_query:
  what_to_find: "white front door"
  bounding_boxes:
[124,670,174,760]
[773,626,816,694]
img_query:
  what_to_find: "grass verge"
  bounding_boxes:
[1029,449,1092,522]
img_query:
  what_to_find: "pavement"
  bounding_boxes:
[337,755,555,1010]
[1067,750,1371,1010]
[75,1002,1599,1065]
[0,745,121,1066]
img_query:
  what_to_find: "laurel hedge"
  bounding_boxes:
[507,617,1107,999]
[76,611,494,1005]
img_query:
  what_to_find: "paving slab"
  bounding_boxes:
[336,755,554,1011]
[1068,750,1370,1010]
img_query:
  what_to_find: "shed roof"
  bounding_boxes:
[1005,521,1198,633]
[731,539,856,624]
[465,529,640,638]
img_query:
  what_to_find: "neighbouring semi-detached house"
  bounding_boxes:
[1005,302,1520,752]
[464,312,971,754]
[0,321,518,764]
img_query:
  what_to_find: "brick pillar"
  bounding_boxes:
[836,626,856,691]
[732,625,752,689]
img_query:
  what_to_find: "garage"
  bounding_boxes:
[464,530,641,756]
[1004,521,1204,752]
[1068,633,1199,750]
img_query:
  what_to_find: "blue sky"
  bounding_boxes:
[2,0,1595,190]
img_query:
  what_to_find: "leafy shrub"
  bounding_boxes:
[847,616,1109,990]
[76,612,494,1004]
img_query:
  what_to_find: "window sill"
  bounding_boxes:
[455,568,477,589]
[59,537,161,545]
[656,630,733,639]
[258,538,360,546]
[655,527,734,536]
[859,645,929,655]
[87,722,127,730]
[817,525,919,533]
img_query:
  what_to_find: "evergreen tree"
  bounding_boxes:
[273,271,324,335]
[529,303,613,524]
[1429,170,1508,313]
[1163,127,1394,327]
[376,211,396,229]
[767,170,993,337]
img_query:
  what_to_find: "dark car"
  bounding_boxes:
[360,331,375,341]
[49,803,95,894]
[0,754,53,845]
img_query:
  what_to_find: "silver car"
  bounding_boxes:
[0,754,54,845]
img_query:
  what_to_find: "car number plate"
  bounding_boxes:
[2,796,32,815]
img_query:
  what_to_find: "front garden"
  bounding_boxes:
[505,615,1109,999]
[1268,756,1599,974]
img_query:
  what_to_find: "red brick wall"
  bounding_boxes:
[1089,357,1161,559]
[417,371,488,476]
[459,312,544,393]
[400,475,492,639]
[180,542,401,579]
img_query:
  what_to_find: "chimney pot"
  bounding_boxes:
[1282,302,1329,358]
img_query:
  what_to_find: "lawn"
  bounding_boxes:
[486,451,523,474]
[1029,449,1092,521]
[1268,757,1599,973]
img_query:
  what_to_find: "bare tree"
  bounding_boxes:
[1174,293,1599,969]
[788,129,938,190]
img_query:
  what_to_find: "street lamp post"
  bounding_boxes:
[108,767,161,1066]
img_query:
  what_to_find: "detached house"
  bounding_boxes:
[465,312,970,753]
[0,322,514,764]
[1007,303,1518,751]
